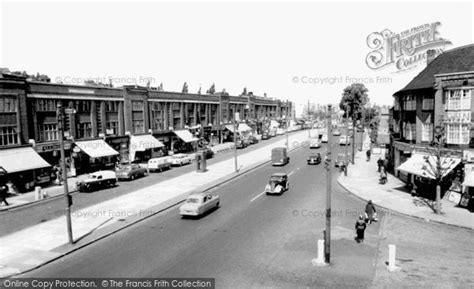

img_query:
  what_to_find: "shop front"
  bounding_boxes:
[35,140,73,180]
[74,139,120,175]
[460,163,474,211]
[0,146,52,192]
[129,134,165,163]
[172,129,199,153]
[238,122,253,139]
[105,136,130,164]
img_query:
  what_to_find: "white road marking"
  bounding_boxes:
[288,170,295,176]
[250,191,266,202]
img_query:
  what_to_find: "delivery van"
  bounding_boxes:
[271,147,290,166]
[148,156,172,172]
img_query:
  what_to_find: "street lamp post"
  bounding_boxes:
[285,116,289,151]
[57,102,73,244]
[325,104,333,264]
[233,113,239,172]
[344,104,349,174]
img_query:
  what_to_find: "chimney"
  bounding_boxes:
[427,49,437,65]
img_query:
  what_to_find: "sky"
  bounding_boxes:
[1,0,473,116]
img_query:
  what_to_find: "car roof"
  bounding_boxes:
[271,172,287,177]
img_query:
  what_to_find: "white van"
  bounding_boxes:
[148,157,172,172]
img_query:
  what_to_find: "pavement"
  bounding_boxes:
[0,142,236,211]
[338,137,474,230]
[0,130,309,278]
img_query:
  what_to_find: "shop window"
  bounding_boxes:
[421,122,433,142]
[0,126,18,145]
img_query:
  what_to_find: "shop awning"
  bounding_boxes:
[75,139,119,158]
[396,153,461,179]
[0,146,51,173]
[462,172,474,187]
[130,134,164,151]
[174,130,198,143]
[225,124,236,132]
[270,120,279,128]
[238,123,252,133]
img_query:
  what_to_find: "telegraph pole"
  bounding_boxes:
[57,103,73,244]
[285,116,289,150]
[307,100,311,138]
[233,113,238,172]
[325,104,332,263]
[345,104,349,173]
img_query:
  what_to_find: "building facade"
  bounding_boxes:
[389,44,474,204]
[0,74,291,191]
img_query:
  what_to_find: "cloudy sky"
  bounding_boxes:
[1,0,473,116]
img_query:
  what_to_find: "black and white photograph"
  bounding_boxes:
[0,0,473,288]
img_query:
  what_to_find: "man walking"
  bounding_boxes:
[377,158,383,172]
[355,215,367,243]
[0,184,9,206]
[366,149,371,161]
[365,200,377,224]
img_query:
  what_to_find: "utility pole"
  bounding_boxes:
[285,116,289,151]
[57,103,73,244]
[308,100,311,138]
[325,104,332,264]
[345,104,349,173]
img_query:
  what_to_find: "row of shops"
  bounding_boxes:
[0,122,268,193]
[393,146,474,211]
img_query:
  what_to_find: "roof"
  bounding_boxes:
[396,44,474,94]
[0,146,51,173]
[271,173,287,177]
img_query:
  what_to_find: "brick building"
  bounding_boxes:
[0,74,291,191]
[389,44,474,203]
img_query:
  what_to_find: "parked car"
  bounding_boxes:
[148,157,172,172]
[170,153,192,166]
[339,135,351,146]
[236,140,248,149]
[247,135,259,144]
[242,138,253,146]
[269,129,277,137]
[265,173,289,195]
[261,132,270,140]
[309,138,321,148]
[307,153,322,165]
[271,147,290,166]
[116,164,147,180]
[179,192,220,217]
[76,170,117,192]
[276,128,285,135]
[321,134,328,143]
[333,129,341,136]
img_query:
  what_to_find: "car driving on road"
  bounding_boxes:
[265,173,289,195]
[307,153,322,165]
[179,192,220,217]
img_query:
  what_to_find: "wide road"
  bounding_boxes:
[23,134,386,288]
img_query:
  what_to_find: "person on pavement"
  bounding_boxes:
[0,184,9,206]
[377,158,383,172]
[366,149,371,161]
[365,200,377,224]
[355,215,367,243]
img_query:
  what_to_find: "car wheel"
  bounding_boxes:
[216,201,220,208]
[131,174,135,180]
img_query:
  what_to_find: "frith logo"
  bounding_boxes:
[365,22,452,73]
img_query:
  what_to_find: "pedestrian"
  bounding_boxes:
[0,184,9,206]
[6,180,17,195]
[377,158,383,172]
[366,149,371,162]
[411,183,418,197]
[365,200,377,224]
[355,215,367,243]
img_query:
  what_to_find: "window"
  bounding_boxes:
[106,121,118,135]
[421,122,433,142]
[35,99,56,112]
[422,97,434,110]
[403,122,415,140]
[105,101,119,112]
[0,97,18,112]
[0,126,18,146]
[132,101,144,111]
[403,95,416,111]
[77,122,92,139]
[461,89,471,110]
[76,101,91,113]
[446,123,469,145]
[133,120,144,134]
[39,124,58,141]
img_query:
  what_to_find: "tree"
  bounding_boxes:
[420,125,457,214]
[206,83,215,94]
[339,83,369,164]
[182,82,189,93]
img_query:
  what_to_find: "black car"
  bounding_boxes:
[236,140,248,149]
[261,132,270,140]
[307,153,321,165]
